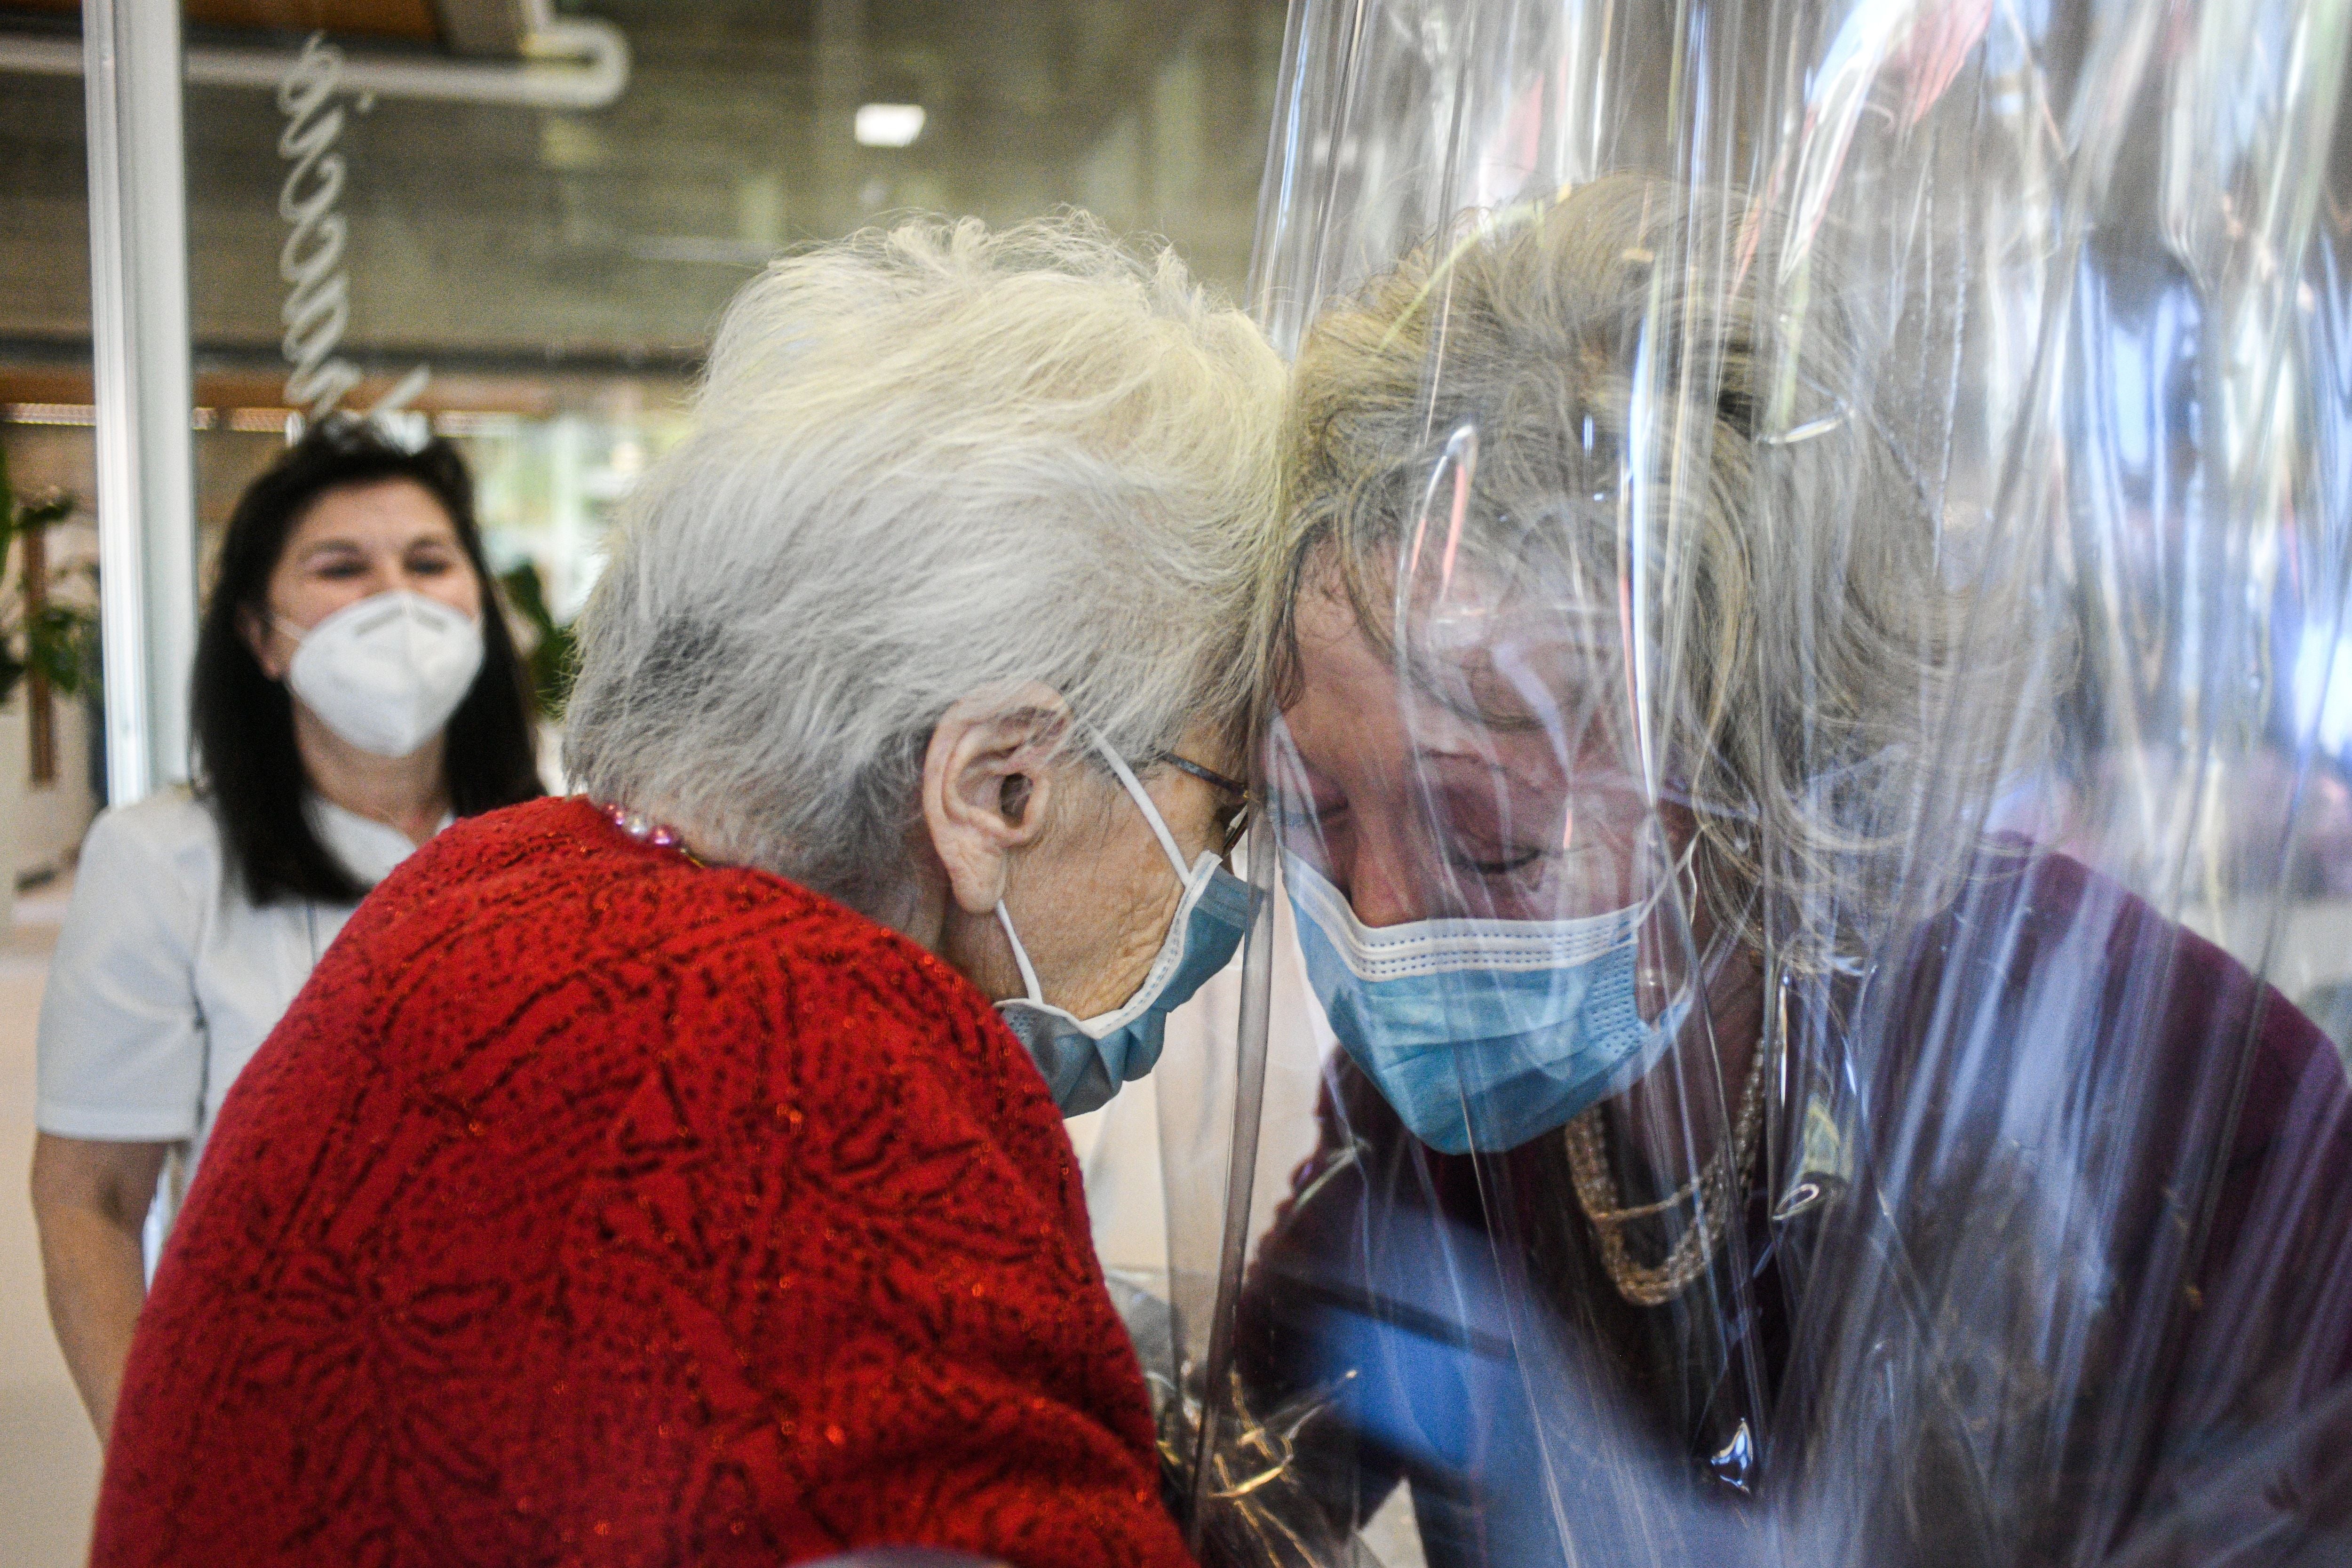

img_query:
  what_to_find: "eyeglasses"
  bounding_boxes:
[1154,752,1256,858]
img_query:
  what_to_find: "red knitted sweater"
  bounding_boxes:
[93,796,1193,1568]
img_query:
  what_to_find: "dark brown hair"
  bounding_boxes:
[190,419,542,905]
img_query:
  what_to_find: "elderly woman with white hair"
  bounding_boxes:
[92,216,1278,1568]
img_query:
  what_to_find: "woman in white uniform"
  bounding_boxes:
[28,419,543,1438]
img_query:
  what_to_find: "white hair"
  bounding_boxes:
[1259,177,2036,971]
[564,212,1284,916]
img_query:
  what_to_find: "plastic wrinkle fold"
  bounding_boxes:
[1142,1,2352,1564]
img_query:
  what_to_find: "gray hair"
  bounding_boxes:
[1254,175,2036,969]
[566,212,1284,916]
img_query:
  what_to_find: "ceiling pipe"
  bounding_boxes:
[0,6,629,110]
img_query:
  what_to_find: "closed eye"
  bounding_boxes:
[1460,846,1546,876]
[1276,793,1347,829]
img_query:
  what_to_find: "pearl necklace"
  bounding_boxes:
[599,800,704,866]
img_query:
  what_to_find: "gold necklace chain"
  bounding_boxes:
[1564,987,1777,1308]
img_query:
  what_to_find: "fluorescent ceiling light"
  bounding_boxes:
[855,103,925,147]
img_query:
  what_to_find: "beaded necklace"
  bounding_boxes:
[1563,981,1781,1307]
[600,801,705,867]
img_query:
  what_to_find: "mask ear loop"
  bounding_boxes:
[1082,724,1195,883]
[994,902,1049,1006]
[994,720,1192,1014]
[1627,816,1706,928]
[990,716,1057,1009]
[1631,820,1708,1022]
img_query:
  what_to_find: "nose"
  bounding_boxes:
[1341,831,1426,930]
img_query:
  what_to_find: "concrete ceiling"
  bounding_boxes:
[0,0,1285,381]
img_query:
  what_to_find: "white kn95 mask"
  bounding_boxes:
[283,590,485,758]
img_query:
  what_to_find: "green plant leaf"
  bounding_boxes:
[496,560,578,721]
[0,454,96,706]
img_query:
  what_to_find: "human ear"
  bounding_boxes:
[238,604,287,682]
[921,682,1070,916]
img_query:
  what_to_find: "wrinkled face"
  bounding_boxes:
[1271,567,1661,928]
[246,478,483,681]
[989,721,1247,1018]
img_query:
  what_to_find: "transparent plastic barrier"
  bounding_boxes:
[1162,1,2352,1564]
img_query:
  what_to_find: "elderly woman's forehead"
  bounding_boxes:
[1300,547,1622,651]
[1417,593,1620,661]
[1296,569,1628,731]
[1425,622,1629,732]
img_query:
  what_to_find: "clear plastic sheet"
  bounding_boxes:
[1161,0,2352,1563]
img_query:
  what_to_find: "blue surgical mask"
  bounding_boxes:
[996,739,1251,1116]
[1285,852,1687,1154]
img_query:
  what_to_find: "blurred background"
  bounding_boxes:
[0,4,1285,1560]
[0,0,1287,883]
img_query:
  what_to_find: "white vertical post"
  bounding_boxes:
[84,0,198,804]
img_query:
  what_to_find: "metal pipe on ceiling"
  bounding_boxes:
[0,7,629,109]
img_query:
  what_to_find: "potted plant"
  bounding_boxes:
[0,444,101,922]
